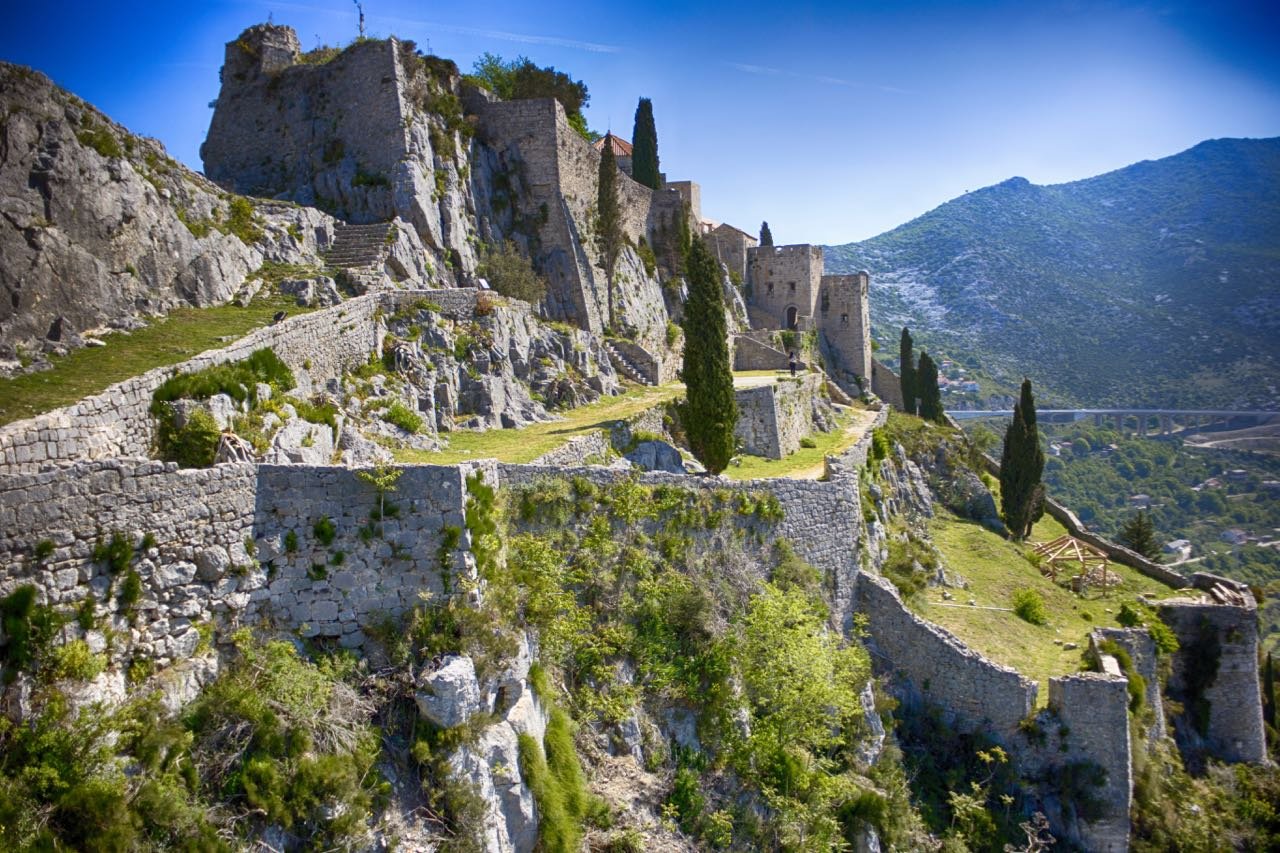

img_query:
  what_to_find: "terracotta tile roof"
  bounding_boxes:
[593,132,633,157]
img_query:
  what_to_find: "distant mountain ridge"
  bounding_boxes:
[825,137,1280,409]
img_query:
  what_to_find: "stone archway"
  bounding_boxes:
[786,306,798,330]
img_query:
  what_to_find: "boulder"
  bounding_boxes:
[415,654,483,729]
[624,439,685,474]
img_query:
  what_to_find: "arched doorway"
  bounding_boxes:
[786,306,798,330]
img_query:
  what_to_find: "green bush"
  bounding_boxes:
[156,406,221,468]
[313,516,337,546]
[477,240,548,304]
[382,400,423,433]
[151,348,295,412]
[92,530,134,574]
[800,436,818,449]
[225,197,263,244]
[76,119,123,159]
[34,539,55,560]
[46,640,106,682]
[1012,588,1048,625]
[518,708,593,853]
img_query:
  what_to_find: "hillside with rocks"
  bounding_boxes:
[0,19,1277,853]
[826,137,1280,409]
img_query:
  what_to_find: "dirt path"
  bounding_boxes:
[789,408,882,480]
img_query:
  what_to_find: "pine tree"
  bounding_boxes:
[917,351,943,422]
[596,139,622,328]
[681,237,737,474]
[630,97,660,190]
[760,221,774,246]
[1119,511,1161,560]
[1000,379,1046,538]
[899,327,916,415]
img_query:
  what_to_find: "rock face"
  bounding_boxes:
[0,63,327,372]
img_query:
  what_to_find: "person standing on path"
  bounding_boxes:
[789,351,798,377]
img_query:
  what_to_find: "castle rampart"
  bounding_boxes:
[734,374,825,459]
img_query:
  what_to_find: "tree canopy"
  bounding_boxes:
[596,142,623,327]
[759,221,774,246]
[466,52,593,140]
[999,379,1046,538]
[899,327,916,415]
[917,351,943,423]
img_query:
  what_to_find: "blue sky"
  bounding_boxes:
[4,1,1278,244]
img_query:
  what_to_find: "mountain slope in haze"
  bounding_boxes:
[826,137,1280,409]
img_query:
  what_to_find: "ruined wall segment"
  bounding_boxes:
[1157,576,1267,764]
[734,374,824,459]
[703,224,757,284]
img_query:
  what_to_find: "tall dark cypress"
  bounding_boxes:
[681,237,737,474]
[760,221,774,246]
[630,97,660,190]
[596,140,622,328]
[1000,379,1046,538]
[899,327,916,415]
[917,351,943,422]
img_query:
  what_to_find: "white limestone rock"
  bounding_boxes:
[416,654,483,729]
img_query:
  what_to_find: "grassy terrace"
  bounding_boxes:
[723,405,879,480]
[0,294,308,427]
[912,508,1178,703]
[396,382,683,465]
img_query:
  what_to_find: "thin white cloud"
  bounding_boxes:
[255,2,620,53]
[726,61,907,94]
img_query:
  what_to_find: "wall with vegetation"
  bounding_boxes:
[497,463,864,630]
[0,459,489,696]
[857,571,1038,735]
[1158,584,1267,764]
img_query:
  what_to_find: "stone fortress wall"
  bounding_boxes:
[747,244,824,330]
[817,272,872,389]
[0,293,388,474]
[202,26,408,203]
[0,458,496,676]
[703,224,756,283]
[734,373,825,459]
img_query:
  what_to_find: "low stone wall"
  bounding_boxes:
[734,374,823,459]
[530,432,613,467]
[0,293,388,474]
[827,406,889,473]
[733,335,794,372]
[497,464,863,630]
[856,572,1038,736]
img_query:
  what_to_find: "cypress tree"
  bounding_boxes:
[1119,511,1161,560]
[899,327,916,415]
[1264,653,1276,732]
[681,237,737,474]
[760,221,774,246]
[917,351,943,422]
[1000,379,1046,538]
[630,97,660,190]
[596,139,622,328]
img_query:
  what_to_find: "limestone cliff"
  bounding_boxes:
[0,63,331,373]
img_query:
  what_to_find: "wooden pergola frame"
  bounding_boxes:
[1033,535,1116,596]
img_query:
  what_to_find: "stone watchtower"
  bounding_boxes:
[746,244,824,331]
[816,271,872,389]
[742,243,873,392]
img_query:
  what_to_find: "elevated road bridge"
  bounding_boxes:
[947,409,1280,436]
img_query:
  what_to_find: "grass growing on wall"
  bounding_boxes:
[915,509,1177,702]
[0,294,313,427]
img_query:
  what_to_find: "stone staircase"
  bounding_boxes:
[604,341,654,386]
[324,222,394,291]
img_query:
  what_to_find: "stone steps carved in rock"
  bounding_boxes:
[604,342,653,386]
[325,221,395,272]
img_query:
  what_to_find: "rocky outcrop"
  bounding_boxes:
[0,63,331,374]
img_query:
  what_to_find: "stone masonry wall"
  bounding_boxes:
[857,571,1038,736]
[870,357,904,409]
[0,293,387,474]
[1157,590,1267,763]
[734,374,823,459]
[497,464,863,630]
[0,460,490,674]
[1044,673,1133,852]
[817,273,871,388]
[746,244,823,329]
